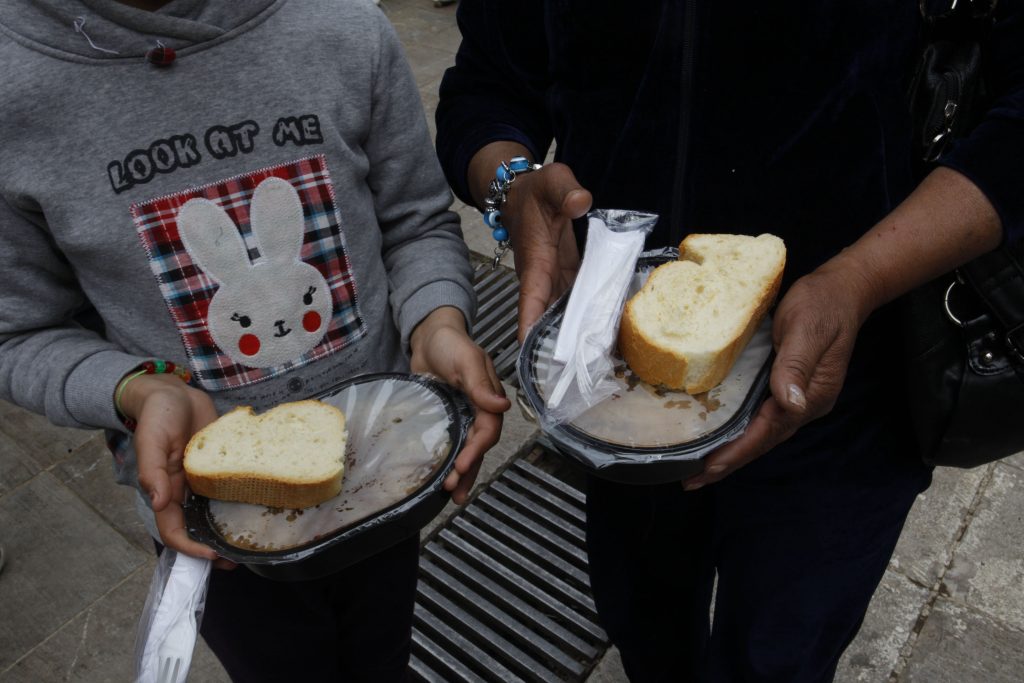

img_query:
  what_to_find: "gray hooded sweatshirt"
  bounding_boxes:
[0,0,473,486]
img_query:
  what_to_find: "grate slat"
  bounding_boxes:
[472,265,507,292]
[474,492,589,569]
[476,279,520,317]
[411,629,485,682]
[414,604,520,682]
[492,342,521,382]
[420,560,592,676]
[462,506,591,589]
[418,582,568,682]
[416,439,607,681]
[450,517,599,618]
[471,261,521,382]
[421,547,600,660]
[490,480,587,527]
[479,309,520,356]
[435,528,605,642]
[409,650,466,683]
[512,459,587,506]
[478,487,586,546]
[474,289,519,333]
[503,470,586,521]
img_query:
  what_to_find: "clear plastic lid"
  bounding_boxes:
[193,374,467,558]
[518,251,774,483]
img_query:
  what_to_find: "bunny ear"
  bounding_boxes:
[249,177,306,264]
[177,197,251,285]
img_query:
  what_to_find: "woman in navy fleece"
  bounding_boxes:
[436,1,1023,681]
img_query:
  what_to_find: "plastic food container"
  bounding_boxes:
[517,251,773,485]
[184,373,471,581]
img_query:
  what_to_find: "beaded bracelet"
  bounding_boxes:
[482,156,543,267]
[115,360,192,431]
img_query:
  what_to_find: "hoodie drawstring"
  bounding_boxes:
[73,17,121,55]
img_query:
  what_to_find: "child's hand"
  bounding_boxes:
[120,373,233,567]
[410,307,511,504]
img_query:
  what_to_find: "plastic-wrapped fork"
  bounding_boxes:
[136,552,212,683]
[154,605,198,683]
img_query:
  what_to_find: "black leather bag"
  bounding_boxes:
[903,246,1024,466]
[904,0,1024,467]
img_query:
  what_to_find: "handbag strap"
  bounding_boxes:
[911,0,998,162]
[960,242,1024,362]
[922,0,997,38]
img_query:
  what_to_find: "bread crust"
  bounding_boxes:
[617,235,785,394]
[184,402,346,509]
[186,471,343,510]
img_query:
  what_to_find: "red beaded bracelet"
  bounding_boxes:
[115,360,192,431]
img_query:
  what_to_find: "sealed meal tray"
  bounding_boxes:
[184,372,472,581]
[517,251,774,485]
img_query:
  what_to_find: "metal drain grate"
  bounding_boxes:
[411,458,608,682]
[471,261,521,382]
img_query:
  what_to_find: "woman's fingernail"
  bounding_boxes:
[684,482,705,492]
[706,464,726,475]
[787,383,807,409]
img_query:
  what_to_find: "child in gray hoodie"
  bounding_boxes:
[0,0,509,678]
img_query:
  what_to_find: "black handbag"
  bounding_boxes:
[904,0,1024,467]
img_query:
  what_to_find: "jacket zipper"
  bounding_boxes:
[670,0,699,245]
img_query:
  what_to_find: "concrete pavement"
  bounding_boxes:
[2,1,1023,681]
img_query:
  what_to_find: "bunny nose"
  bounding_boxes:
[273,320,292,338]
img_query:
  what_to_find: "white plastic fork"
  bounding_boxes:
[138,553,211,683]
[155,604,197,683]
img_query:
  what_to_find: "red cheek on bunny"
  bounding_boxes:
[238,334,261,356]
[303,311,322,332]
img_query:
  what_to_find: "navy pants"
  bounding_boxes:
[191,534,419,682]
[585,399,931,682]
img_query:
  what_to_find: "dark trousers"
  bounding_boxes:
[193,534,419,682]
[585,414,931,682]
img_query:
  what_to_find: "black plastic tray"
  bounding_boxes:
[184,372,472,581]
[518,253,773,485]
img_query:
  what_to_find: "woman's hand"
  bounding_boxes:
[410,307,511,504]
[468,143,592,342]
[119,373,231,565]
[682,254,874,491]
[502,164,592,342]
[682,167,1004,490]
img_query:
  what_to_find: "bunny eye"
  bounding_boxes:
[303,286,316,306]
[231,313,252,328]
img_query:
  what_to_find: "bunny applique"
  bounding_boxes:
[175,176,334,368]
[133,156,365,391]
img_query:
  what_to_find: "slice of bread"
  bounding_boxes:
[618,233,786,394]
[184,400,347,509]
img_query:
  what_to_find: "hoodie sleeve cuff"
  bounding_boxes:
[448,123,546,207]
[398,280,477,354]
[939,116,1024,246]
[64,349,150,432]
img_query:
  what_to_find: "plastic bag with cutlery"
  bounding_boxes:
[539,209,657,425]
[134,549,212,683]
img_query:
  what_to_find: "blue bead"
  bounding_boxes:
[509,156,530,172]
[492,227,509,242]
[496,166,511,183]
[484,210,501,228]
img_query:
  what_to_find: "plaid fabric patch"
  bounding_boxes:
[131,155,365,391]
